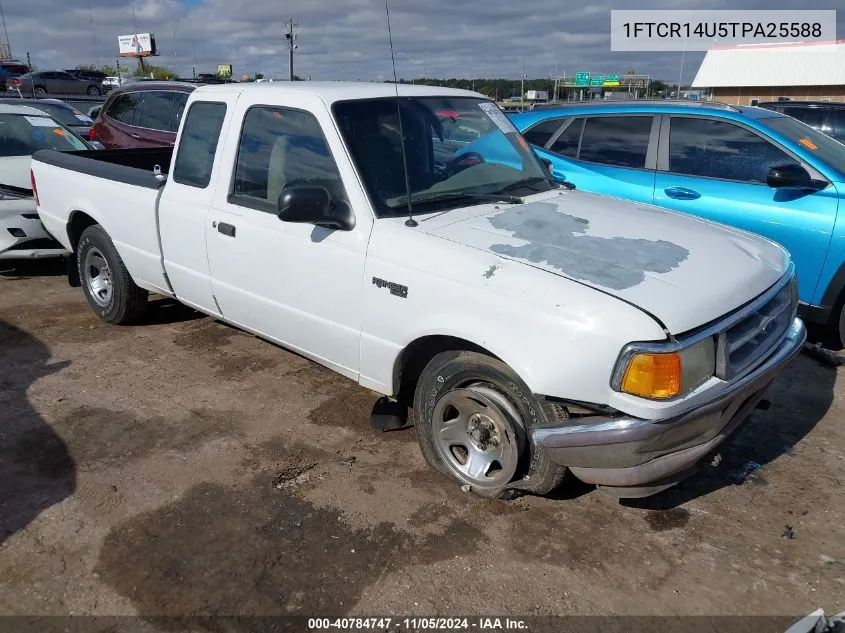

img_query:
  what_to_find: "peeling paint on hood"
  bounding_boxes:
[419,190,790,334]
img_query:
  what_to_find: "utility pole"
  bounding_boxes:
[284,18,299,81]
[520,62,526,113]
[0,0,11,60]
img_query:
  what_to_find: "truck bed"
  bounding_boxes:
[32,148,173,189]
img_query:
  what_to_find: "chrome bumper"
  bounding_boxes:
[532,318,806,497]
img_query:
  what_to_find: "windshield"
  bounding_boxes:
[25,103,93,127]
[758,115,845,177]
[333,96,554,217]
[0,113,88,156]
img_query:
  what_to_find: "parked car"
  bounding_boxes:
[6,71,103,97]
[101,76,123,93]
[511,101,845,345]
[0,103,86,259]
[0,97,95,140]
[32,83,804,499]
[91,82,195,148]
[65,69,108,84]
[757,100,845,143]
[0,61,29,92]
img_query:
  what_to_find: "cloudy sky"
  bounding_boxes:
[2,0,843,82]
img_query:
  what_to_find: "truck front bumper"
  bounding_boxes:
[532,318,806,498]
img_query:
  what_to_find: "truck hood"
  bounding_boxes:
[0,156,33,190]
[418,190,789,334]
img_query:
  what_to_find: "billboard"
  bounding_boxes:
[217,64,232,78]
[118,33,157,58]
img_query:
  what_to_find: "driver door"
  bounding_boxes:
[653,115,838,302]
[206,96,373,379]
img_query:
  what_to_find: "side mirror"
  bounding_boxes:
[277,186,355,231]
[767,163,824,191]
[540,157,553,173]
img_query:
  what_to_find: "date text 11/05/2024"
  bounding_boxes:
[307,617,529,631]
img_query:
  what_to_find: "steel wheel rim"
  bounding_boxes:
[431,385,521,490]
[84,247,113,307]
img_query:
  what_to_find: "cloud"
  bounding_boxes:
[2,0,843,82]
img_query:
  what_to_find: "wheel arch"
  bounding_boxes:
[393,334,509,405]
[67,210,99,252]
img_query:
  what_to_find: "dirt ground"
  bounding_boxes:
[1,260,843,626]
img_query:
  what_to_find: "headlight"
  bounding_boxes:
[615,337,716,400]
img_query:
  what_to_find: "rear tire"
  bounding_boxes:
[413,350,566,499]
[87,85,101,96]
[77,225,148,324]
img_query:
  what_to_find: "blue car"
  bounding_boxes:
[510,101,845,346]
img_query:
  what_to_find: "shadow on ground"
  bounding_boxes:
[623,354,837,510]
[0,258,67,279]
[0,320,76,543]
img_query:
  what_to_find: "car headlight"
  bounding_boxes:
[614,337,716,400]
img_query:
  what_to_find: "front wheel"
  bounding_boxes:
[77,225,148,324]
[86,85,101,96]
[413,351,566,498]
[33,86,47,97]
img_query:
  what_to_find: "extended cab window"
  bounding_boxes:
[578,116,652,168]
[107,93,141,126]
[231,106,347,211]
[550,118,583,157]
[173,102,227,188]
[522,118,564,147]
[669,117,793,183]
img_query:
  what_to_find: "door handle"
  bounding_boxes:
[664,186,701,201]
[217,222,236,237]
[130,133,140,139]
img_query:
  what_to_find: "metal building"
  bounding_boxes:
[692,40,845,105]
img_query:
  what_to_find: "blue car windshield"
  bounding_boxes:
[759,115,845,177]
[333,96,554,217]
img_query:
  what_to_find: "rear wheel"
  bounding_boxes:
[86,85,101,96]
[77,225,148,324]
[413,351,565,498]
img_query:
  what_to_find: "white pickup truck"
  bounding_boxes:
[32,82,805,498]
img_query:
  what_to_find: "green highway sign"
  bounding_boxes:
[590,75,604,86]
[604,74,620,86]
[575,72,590,86]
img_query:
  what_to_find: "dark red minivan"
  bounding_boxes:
[91,82,196,148]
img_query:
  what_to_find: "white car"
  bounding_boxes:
[31,83,805,498]
[0,103,85,259]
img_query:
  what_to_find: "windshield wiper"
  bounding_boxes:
[499,176,550,192]
[387,191,523,208]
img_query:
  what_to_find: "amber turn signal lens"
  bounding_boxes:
[621,352,681,399]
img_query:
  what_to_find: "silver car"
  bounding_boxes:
[6,71,103,97]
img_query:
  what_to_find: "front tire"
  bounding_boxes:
[413,351,566,498]
[87,85,101,96]
[33,86,47,97]
[77,225,148,324]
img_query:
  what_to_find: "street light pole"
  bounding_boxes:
[0,0,12,59]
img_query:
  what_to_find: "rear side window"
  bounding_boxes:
[106,93,141,125]
[550,118,583,157]
[522,118,564,147]
[832,110,845,142]
[782,107,824,130]
[231,106,347,211]
[173,102,227,188]
[668,117,793,183]
[578,116,652,168]
[136,91,178,131]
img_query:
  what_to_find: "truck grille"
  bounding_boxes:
[716,275,797,381]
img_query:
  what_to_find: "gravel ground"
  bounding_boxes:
[0,260,843,629]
